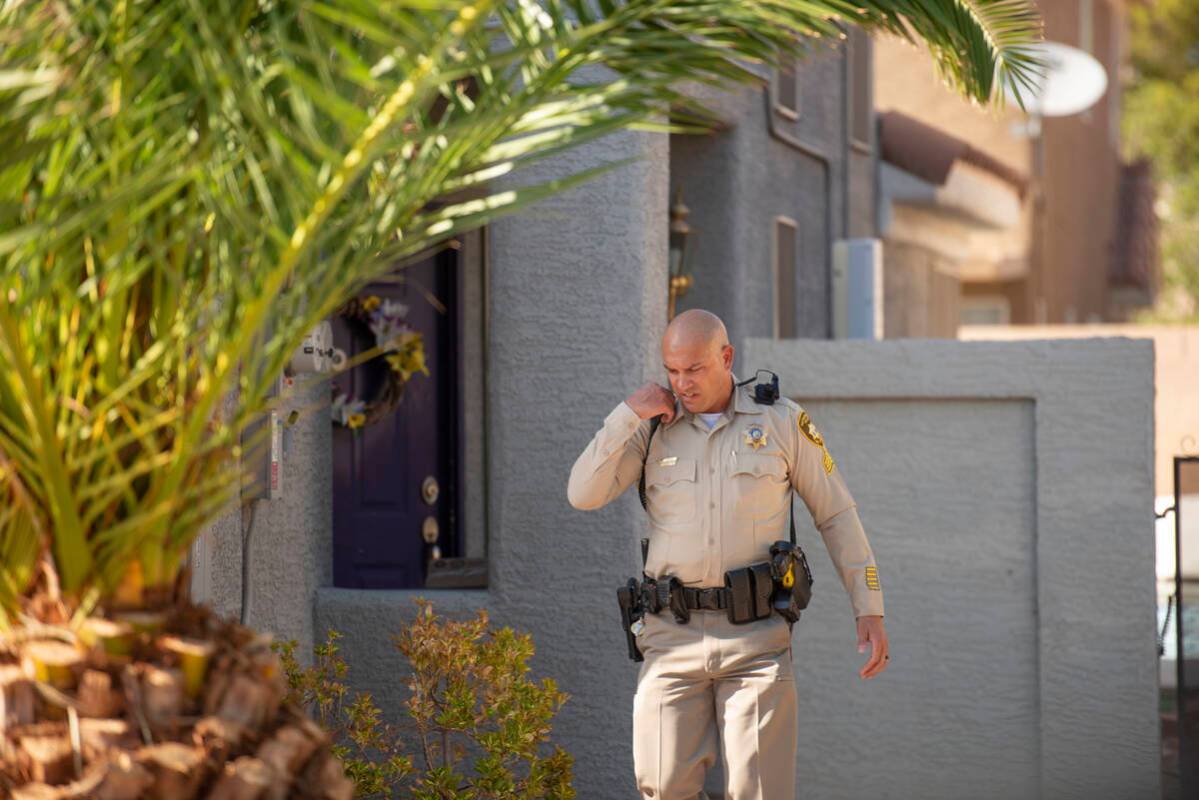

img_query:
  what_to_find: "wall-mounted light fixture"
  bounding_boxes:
[668,188,694,321]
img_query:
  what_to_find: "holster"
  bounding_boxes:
[616,578,644,662]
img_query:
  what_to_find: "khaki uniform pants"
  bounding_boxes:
[633,609,797,800]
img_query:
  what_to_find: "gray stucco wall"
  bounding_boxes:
[744,336,1159,799]
[242,379,334,655]
[193,379,333,665]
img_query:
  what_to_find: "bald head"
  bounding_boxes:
[661,309,735,414]
[663,309,729,352]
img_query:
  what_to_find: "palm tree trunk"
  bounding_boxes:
[2,604,354,800]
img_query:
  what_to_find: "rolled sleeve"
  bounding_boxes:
[567,401,649,510]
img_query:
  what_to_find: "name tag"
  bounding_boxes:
[657,456,678,466]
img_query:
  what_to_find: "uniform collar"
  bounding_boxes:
[731,372,766,415]
[663,371,763,431]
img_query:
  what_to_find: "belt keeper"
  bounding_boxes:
[666,577,690,624]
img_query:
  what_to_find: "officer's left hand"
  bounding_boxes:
[856,615,889,680]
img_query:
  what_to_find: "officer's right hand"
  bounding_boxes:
[626,382,676,423]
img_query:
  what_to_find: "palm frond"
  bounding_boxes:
[0,0,1041,620]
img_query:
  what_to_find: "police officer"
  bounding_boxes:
[567,309,889,800]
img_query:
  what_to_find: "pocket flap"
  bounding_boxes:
[646,458,697,486]
[730,454,787,479]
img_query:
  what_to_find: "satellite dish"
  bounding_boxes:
[1004,41,1107,117]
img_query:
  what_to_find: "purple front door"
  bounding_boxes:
[331,250,459,588]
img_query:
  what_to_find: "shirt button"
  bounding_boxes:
[709,501,716,509]
[710,467,716,475]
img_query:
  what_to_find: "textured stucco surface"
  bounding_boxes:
[320,123,670,796]
[744,336,1159,799]
[671,47,851,351]
[960,324,1199,497]
[242,379,334,660]
[197,379,334,666]
[793,398,1040,799]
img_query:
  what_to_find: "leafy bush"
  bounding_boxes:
[276,601,572,799]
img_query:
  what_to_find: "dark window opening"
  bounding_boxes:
[775,218,799,339]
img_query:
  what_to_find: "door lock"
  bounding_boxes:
[422,515,440,544]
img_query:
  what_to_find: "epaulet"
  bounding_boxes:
[776,396,801,413]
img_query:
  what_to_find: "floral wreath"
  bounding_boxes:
[330,294,428,430]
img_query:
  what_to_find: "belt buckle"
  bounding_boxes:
[698,588,722,611]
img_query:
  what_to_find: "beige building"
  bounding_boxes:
[874,0,1157,336]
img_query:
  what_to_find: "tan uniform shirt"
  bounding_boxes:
[567,375,884,618]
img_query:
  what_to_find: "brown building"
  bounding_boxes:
[873,0,1157,336]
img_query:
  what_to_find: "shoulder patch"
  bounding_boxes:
[797,411,824,447]
[797,410,836,474]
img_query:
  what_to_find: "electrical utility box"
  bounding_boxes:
[241,383,284,502]
[241,321,334,503]
[832,238,884,339]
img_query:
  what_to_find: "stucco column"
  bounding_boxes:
[253,379,333,659]
[191,373,333,667]
[485,125,669,792]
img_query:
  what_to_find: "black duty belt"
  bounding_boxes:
[680,586,730,611]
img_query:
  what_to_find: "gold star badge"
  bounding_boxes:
[744,424,768,451]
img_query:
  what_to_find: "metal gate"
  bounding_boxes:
[1167,456,1199,797]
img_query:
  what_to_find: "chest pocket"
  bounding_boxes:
[644,458,698,525]
[728,452,789,520]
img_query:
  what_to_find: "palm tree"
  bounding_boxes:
[0,0,1041,795]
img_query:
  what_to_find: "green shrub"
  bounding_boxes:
[276,601,573,799]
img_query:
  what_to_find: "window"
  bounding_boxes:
[773,217,799,338]
[773,59,799,119]
[848,27,873,150]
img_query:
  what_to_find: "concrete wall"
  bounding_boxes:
[744,336,1158,799]
[960,324,1199,497]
